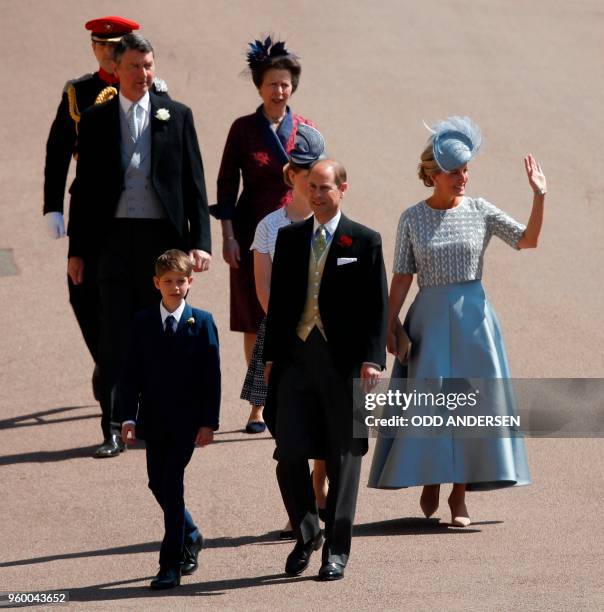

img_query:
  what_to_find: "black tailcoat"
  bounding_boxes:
[67,92,210,258]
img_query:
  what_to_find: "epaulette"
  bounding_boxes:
[95,86,118,105]
[62,73,94,93]
[63,74,93,155]
[153,76,169,93]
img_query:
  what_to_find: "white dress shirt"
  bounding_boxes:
[160,300,186,330]
[119,91,151,135]
[312,210,341,251]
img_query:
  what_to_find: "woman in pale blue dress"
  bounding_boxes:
[368,117,547,526]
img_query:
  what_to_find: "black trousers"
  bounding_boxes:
[97,219,182,438]
[145,433,199,569]
[67,255,99,363]
[274,329,364,567]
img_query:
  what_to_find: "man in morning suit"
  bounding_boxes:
[68,33,211,458]
[119,250,220,590]
[263,159,388,581]
[44,17,169,398]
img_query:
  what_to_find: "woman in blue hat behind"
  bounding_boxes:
[368,116,547,526]
[241,124,329,537]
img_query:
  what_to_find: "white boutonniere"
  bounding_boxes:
[155,108,170,121]
[186,317,195,326]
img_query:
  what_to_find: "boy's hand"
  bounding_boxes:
[121,422,137,445]
[195,427,214,447]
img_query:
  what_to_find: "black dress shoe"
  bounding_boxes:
[93,434,126,458]
[285,532,323,576]
[181,533,204,575]
[318,561,345,581]
[150,567,181,590]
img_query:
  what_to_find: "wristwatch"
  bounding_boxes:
[534,187,547,196]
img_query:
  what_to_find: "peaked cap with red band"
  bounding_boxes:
[85,16,140,43]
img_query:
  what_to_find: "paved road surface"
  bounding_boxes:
[1,1,602,609]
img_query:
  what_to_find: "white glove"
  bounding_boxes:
[45,212,66,239]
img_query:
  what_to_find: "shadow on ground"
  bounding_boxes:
[0,445,101,465]
[0,532,285,569]
[1,516,501,570]
[354,516,502,536]
[65,573,314,603]
[0,406,97,430]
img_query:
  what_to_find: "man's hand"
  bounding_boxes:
[121,422,137,445]
[195,426,214,447]
[360,363,382,393]
[222,237,240,268]
[264,362,273,386]
[45,212,66,239]
[67,257,85,285]
[189,249,211,272]
[386,330,398,356]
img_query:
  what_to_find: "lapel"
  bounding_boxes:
[176,303,194,335]
[150,92,169,175]
[321,214,354,289]
[294,217,314,293]
[255,105,292,166]
[281,217,314,320]
[150,305,164,339]
[276,108,296,154]
[101,96,123,181]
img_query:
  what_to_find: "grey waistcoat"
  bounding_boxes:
[115,107,166,219]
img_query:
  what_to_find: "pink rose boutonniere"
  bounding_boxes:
[252,152,270,167]
[338,235,353,247]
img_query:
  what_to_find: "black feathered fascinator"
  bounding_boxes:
[246,36,293,71]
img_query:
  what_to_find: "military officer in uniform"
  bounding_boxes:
[43,16,169,403]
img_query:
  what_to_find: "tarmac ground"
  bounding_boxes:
[1,1,603,610]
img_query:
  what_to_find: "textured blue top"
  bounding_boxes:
[393,197,526,287]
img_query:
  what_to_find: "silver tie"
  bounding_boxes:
[128,103,139,142]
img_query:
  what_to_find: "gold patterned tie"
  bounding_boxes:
[312,225,328,261]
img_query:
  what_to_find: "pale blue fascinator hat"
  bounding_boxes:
[290,124,326,168]
[425,116,483,172]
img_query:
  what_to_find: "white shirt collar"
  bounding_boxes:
[119,90,150,115]
[160,300,186,327]
[313,210,341,238]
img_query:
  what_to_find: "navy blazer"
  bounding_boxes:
[117,302,220,440]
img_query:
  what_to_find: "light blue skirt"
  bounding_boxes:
[368,280,531,491]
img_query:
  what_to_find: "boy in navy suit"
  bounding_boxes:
[119,249,220,590]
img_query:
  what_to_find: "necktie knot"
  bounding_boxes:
[312,225,328,261]
[164,315,177,336]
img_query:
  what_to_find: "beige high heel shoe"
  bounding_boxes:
[448,498,471,527]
